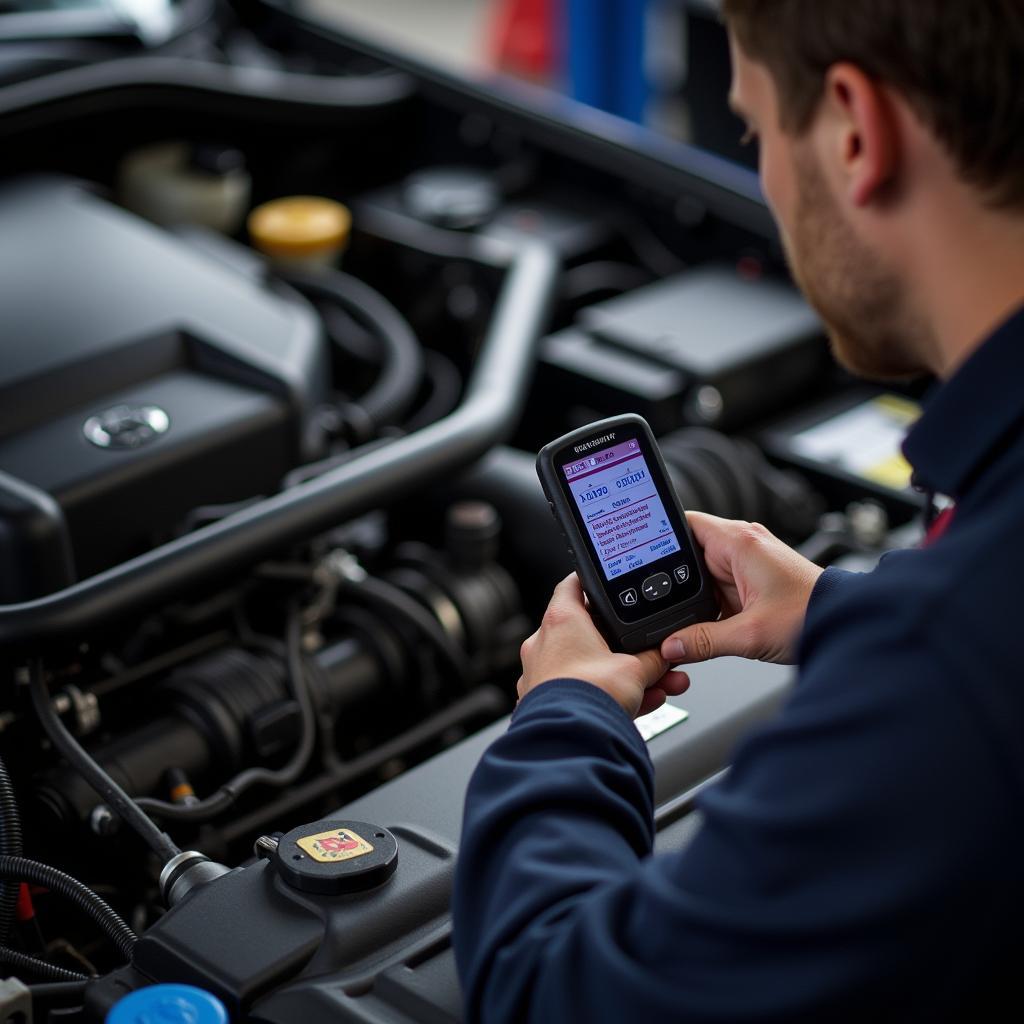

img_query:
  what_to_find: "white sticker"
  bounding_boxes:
[635,703,689,742]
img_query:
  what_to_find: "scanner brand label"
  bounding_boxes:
[573,433,615,454]
[298,828,374,862]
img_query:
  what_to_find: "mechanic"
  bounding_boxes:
[452,2,1024,1020]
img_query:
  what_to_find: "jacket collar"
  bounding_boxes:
[903,303,1024,499]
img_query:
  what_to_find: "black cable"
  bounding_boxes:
[282,437,396,490]
[403,350,463,433]
[0,856,135,962]
[0,58,416,127]
[182,496,265,532]
[351,201,482,263]
[0,43,123,85]
[275,267,425,431]
[136,603,317,823]
[338,575,469,689]
[29,979,90,1006]
[217,686,506,847]
[613,213,687,278]
[28,661,180,865]
[253,562,469,686]
[0,755,22,943]
[0,946,88,983]
[319,299,379,364]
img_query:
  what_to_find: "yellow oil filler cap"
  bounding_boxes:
[247,196,352,267]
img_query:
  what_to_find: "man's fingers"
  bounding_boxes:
[684,510,727,547]
[661,613,764,665]
[550,573,584,606]
[657,668,690,696]
[632,647,670,687]
[637,669,689,719]
[540,574,591,628]
[637,686,667,718]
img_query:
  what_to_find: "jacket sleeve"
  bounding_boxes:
[452,575,1015,1024]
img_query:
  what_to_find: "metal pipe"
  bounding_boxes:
[0,238,559,649]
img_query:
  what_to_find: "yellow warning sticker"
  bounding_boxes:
[871,394,920,423]
[863,452,915,490]
[298,828,374,863]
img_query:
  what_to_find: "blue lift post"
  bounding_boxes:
[566,0,650,123]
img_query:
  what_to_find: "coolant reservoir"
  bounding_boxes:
[117,141,252,233]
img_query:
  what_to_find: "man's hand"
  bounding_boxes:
[518,574,689,718]
[661,512,823,666]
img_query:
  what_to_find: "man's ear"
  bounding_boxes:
[821,62,898,207]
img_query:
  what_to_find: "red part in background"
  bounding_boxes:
[16,883,35,921]
[488,0,559,80]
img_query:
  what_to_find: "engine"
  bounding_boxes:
[0,3,930,1021]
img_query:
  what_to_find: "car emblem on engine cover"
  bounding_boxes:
[83,404,170,450]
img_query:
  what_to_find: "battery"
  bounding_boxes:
[572,264,826,429]
[759,389,926,520]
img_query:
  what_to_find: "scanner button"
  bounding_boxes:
[619,588,638,607]
[641,573,672,601]
[673,565,690,584]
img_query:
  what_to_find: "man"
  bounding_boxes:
[453,2,1024,1021]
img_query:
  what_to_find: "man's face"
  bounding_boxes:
[728,38,928,379]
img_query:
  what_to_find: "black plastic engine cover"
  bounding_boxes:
[129,825,455,1018]
[0,176,328,597]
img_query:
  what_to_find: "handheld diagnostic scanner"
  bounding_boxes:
[537,414,719,653]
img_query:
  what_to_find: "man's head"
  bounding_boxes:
[722,1,1024,379]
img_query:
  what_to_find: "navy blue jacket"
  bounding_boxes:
[453,306,1024,1022]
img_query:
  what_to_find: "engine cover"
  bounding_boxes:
[0,176,329,600]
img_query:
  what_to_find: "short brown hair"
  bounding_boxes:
[722,0,1024,207]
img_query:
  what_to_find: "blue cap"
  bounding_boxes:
[106,984,228,1024]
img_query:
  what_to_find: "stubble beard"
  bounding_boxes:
[782,147,931,381]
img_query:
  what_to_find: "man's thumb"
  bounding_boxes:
[660,615,753,665]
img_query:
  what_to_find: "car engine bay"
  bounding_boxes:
[0,2,931,1020]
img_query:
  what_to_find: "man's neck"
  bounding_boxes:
[910,192,1024,379]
